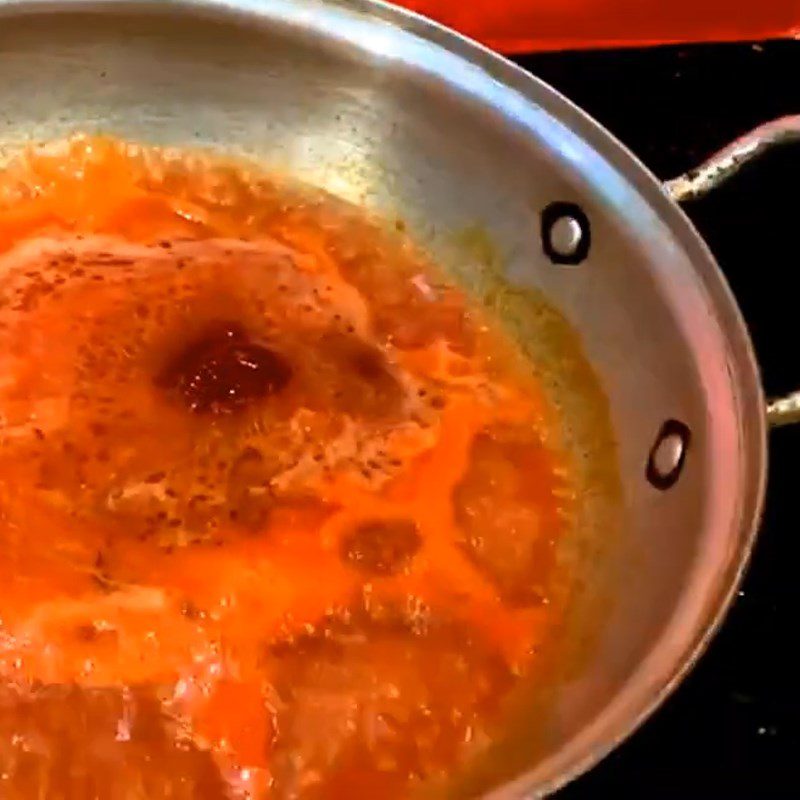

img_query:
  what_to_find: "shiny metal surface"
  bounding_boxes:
[665,115,800,202]
[665,115,800,430]
[0,1,767,797]
[767,392,800,427]
[650,430,687,483]
[548,216,584,259]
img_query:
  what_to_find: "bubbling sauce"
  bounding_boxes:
[155,322,294,415]
[0,137,580,798]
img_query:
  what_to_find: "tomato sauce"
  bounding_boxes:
[0,136,578,798]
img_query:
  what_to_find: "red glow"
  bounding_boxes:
[400,0,800,53]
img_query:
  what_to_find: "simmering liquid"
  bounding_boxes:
[0,137,579,798]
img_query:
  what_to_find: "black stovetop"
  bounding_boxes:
[510,42,799,799]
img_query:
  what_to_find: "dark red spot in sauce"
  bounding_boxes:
[341,519,422,576]
[156,322,292,414]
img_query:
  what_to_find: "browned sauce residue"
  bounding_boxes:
[155,322,293,414]
[0,137,578,799]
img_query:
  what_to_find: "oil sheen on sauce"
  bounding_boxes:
[0,137,578,799]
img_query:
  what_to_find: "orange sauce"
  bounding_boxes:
[0,137,577,798]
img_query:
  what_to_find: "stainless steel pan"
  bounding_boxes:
[0,0,794,796]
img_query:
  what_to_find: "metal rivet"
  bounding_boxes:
[653,433,684,475]
[549,216,583,258]
[646,420,691,490]
[541,202,591,265]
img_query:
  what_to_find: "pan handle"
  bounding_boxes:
[664,115,800,428]
[766,395,800,428]
[664,115,800,202]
